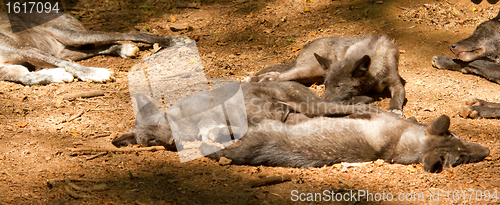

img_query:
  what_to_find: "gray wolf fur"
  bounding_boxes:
[245,35,405,113]
[112,81,380,148]
[203,112,489,173]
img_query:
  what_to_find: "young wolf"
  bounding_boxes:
[244,35,405,113]
[202,112,489,173]
[0,12,191,85]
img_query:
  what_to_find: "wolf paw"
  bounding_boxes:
[76,67,114,83]
[257,72,281,82]
[39,68,74,83]
[119,44,140,59]
[464,97,481,106]
[458,106,480,119]
[432,56,461,71]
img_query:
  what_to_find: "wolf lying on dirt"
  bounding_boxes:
[432,9,500,84]
[244,35,405,113]
[202,112,490,173]
[432,9,500,118]
[112,81,380,148]
[0,12,191,85]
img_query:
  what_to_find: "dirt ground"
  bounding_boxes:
[1,0,500,204]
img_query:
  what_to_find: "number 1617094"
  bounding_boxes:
[443,190,498,202]
[6,2,59,14]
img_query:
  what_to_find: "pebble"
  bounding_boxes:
[170,24,188,31]
[219,157,232,165]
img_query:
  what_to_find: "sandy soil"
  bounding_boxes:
[1,0,500,204]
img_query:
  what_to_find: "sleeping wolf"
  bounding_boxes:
[0,11,190,85]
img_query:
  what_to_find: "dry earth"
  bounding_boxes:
[1,0,500,204]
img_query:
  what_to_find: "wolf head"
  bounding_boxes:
[112,93,178,150]
[450,11,500,62]
[421,115,490,173]
[315,53,372,103]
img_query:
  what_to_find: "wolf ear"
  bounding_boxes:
[112,132,137,147]
[426,115,450,136]
[314,53,333,71]
[407,116,418,124]
[134,93,160,117]
[134,93,165,125]
[422,152,445,173]
[352,55,371,78]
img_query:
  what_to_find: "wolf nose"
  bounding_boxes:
[450,43,457,50]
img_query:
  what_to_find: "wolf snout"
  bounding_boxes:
[449,43,457,50]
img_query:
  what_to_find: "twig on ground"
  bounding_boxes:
[67,146,165,153]
[249,174,296,187]
[61,90,105,100]
[61,177,107,198]
[64,185,91,199]
[175,1,201,8]
[271,193,284,200]
[47,177,99,185]
[86,152,108,160]
[2,169,13,179]
[58,109,85,124]
[90,133,110,139]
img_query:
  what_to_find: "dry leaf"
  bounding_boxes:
[407,165,417,172]
[310,82,318,88]
[190,35,199,41]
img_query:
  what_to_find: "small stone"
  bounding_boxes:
[170,24,188,31]
[423,107,435,112]
[134,25,143,31]
[219,157,232,165]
